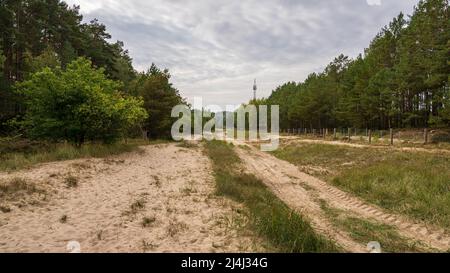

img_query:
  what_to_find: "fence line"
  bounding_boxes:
[282,128,434,145]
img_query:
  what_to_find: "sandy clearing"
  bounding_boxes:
[0,144,262,253]
[234,145,450,252]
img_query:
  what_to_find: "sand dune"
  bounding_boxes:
[0,144,262,253]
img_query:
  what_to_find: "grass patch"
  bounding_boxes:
[0,177,47,208]
[181,185,197,196]
[0,177,44,198]
[272,143,450,231]
[204,140,339,253]
[0,138,172,172]
[167,220,188,237]
[319,200,423,253]
[59,215,68,223]
[64,175,79,188]
[0,141,139,172]
[332,154,450,229]
[130,198,146,214]
[142,216,156,228]
[340,217,423,253]
[176,141,198,149]
[272,143,392,178]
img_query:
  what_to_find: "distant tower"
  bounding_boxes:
[253,79,257,101]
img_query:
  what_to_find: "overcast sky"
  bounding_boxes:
[65,0,419,108]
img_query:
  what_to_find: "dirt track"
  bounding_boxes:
[0,144,262,253]
[235,145,450,252]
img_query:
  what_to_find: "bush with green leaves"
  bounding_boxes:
[17,58,148,145]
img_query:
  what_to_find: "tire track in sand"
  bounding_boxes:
[235,145,450,252]
[235,148,366,252]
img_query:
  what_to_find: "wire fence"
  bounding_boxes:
[281,128,450,145]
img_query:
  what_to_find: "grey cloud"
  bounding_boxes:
[66,0,419,107]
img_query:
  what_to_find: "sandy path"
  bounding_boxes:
[0,144,261,253]
[235,145,450,252]
[280,137,450,154]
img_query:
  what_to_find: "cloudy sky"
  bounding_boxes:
[65,0,419,108]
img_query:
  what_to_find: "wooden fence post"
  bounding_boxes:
[369,130,372,144]
[348,128,351,141]
[424,128,428,144]
[390,129,394,146]
[334,128,337,140]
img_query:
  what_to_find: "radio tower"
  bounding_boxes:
[253,79,257,101]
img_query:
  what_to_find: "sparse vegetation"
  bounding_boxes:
[59,215,68,224]
[340,217,424,253]
[0,140,142,172]
[71,162,91,170]
[167,220,188,237]
[97,230,104,241]
[181,185,197,196]
[64,175,78,188]
[204,140,339,253]
[319,200,423,253]
[177,141,198,149]
[130,199,146,214]
[0,205,12,213]
[273,142,450,231]
[152,175,161,187]
[0,177,43,198]
[141,240,158,252]
[142,216,156,228]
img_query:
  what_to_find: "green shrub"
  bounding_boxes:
[16,58,148,145]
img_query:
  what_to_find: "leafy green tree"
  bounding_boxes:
[129,64,185,138]
[24,46,61,77]
[0,0,141,134]
[17,58,148,145]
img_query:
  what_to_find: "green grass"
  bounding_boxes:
[204,140,339,253]
[340,217,423,253]
[0,138,169,172]
[272,143,450,231]
[319,200,423,253]
[291,133,450,150]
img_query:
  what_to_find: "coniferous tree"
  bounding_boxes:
[266,0,449,131]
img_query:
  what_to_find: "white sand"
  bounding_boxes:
[0,144,263,253]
